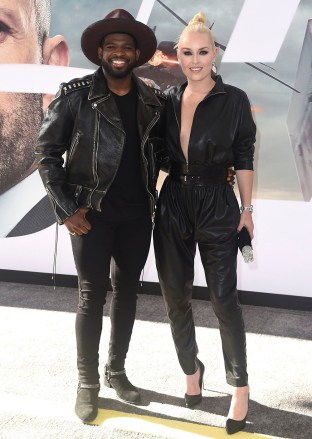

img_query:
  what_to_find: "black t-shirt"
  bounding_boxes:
[100,84,149,220]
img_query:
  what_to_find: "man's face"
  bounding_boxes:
[98,33,140,79]
[0,0,43,194]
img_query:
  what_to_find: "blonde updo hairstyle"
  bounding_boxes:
[176,12,215,50]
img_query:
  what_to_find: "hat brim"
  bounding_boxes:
[81,18,157,67]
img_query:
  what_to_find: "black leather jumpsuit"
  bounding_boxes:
[153,76,256,387]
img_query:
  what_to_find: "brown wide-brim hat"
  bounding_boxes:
[81,9,157,67]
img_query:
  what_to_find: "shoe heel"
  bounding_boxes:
[103,365,141,404]
[104,366,112,388]
[184,359,205,409]
[104,375,112,388]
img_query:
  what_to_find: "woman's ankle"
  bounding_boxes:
[233,385,249,396]
[185,367,200,395]
[228,385,249,420]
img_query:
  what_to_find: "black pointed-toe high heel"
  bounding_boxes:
[184,359,205,408]
[225,393,249,435]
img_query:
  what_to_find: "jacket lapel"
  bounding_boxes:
[88,68,124,132]
[134,76,163,143]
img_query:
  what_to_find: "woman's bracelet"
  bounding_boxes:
[240,205,253,213]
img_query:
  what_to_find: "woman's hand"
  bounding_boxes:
[237,211,254,239]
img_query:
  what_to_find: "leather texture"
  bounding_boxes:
[36,67,168,224]
[154,75,254,386]
[165,75,255,171]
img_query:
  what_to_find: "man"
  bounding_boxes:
[36,9,168,422]
[0,0,69,237]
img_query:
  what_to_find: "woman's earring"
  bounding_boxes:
[212,61,217,75]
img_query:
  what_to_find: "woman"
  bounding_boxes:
[154,12,256,435]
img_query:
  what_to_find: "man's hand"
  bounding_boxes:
[64,207,91,236]
[227,168,236,186]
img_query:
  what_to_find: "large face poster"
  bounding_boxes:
[0,0,311,298]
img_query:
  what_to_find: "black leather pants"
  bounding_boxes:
[71,212,152,384]
[154,177,248,387]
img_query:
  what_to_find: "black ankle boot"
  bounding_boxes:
[75,383,100,422]
[104,365,141,404]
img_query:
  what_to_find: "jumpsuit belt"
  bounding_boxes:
[169,162,228,186]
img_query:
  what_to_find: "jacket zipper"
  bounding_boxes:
[67,131,81,165]
[88,113,101,206]
[141,110,160,220]
[91,98,126,206]
[185,161,189,181]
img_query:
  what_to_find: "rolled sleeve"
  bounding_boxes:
[233,92,256,171]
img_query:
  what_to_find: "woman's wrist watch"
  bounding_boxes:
[240,205,253,213]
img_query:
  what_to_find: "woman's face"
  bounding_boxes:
[177,31,218,82]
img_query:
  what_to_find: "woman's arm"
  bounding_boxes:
[233,89,256,239]
[236,169,254,239]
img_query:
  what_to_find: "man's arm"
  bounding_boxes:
[35,86,79,225]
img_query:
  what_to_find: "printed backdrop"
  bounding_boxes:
[0,0,311,299]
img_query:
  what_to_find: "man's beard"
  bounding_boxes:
[101,57,137,79]
[0,92,43,195]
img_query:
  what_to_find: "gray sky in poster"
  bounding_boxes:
[50,0,312,200]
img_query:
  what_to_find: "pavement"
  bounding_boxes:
[0,281,311,439]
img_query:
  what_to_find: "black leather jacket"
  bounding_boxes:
[36,67,167,224]
[165,75,255,171]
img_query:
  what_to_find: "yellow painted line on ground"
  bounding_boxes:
[92,409,283,439]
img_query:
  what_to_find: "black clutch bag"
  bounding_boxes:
[237,227,253,263]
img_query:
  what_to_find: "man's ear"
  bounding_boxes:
[42,35,70,112]
[98,47,103,61]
